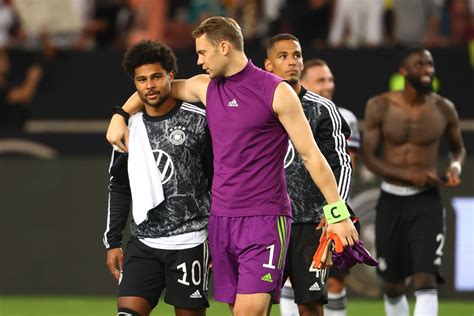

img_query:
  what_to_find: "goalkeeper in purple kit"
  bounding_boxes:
[106,17,359,316]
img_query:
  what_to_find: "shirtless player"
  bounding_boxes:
[363,48,466,316]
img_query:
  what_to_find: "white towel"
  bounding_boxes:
[128,112,165,225]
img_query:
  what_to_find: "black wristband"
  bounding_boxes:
[112,106,130,124]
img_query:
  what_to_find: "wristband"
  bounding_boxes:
[112,106,130,124]
[450,161,462,175]
[323,200,350,224]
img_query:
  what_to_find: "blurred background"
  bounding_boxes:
[0,0,472,313]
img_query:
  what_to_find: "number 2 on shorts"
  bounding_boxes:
[434,233,445,265]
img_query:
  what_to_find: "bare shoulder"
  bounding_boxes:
[432,93,459,124]
[433,93,455,110]
[273,81,300,114]
[275,80,295,94]
[365,91,393,118]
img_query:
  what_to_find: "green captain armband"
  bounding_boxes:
[323,200,350,224]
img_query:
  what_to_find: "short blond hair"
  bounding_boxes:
[192,16,244,51]
[301,58,328,80]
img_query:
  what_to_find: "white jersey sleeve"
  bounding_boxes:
[338,107,360,151]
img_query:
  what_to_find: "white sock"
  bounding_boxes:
[324,288,347,316]
[383,294,409,316]
[279,284,299,316]
[414,289,438,316]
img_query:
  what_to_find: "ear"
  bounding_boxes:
[168,71,175,81]
[220,41,230,55]
[264,58,272,72]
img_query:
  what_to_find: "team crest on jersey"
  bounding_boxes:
[153,149,174,184]
[284,140,295,168]
[169,126,186,145]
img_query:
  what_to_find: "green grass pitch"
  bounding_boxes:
[1,296,473,315]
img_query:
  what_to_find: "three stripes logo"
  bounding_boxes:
[309,281,320,291]
[227,99,239,107]
[261,273,273,283]
[190,290,202,298]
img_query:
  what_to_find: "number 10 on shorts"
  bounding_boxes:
[177,260,202,286]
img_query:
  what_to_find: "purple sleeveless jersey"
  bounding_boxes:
[206,60,291,217]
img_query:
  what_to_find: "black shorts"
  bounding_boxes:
[119,238,210,309]
[283,223,328,305]
[375,188,445,283]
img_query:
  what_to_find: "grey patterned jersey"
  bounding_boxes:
[103,101,213,249]
[284,88,352,224]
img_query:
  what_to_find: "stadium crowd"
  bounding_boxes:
[0,0,472,51]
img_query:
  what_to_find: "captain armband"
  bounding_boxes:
[323,200,350,224]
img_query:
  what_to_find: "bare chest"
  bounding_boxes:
[382,103,446,145]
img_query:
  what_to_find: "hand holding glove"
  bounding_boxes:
[313,230,378,270]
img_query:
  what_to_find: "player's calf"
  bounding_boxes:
[118,296,152,316]
[412,272,437,290]
[383,280,406,298]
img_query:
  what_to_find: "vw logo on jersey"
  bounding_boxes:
[284,140,295,169]
[169,127,186,145]
[153,149,174,184]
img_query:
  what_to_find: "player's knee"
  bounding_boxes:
[413,272,437,290]
[383,281,405,298]
[327,276,345,293]
[118,307,142,316]
[297,301,324,316]
[234,293,272,316]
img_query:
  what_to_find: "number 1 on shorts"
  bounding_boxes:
[263,244,276,269]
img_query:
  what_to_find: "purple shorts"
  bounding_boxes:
[208,214,291,304]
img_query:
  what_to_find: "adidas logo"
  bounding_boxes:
[261,273,273,283]
[309,281,320,291]
[190,290,202,298]
[227,99,239,107]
